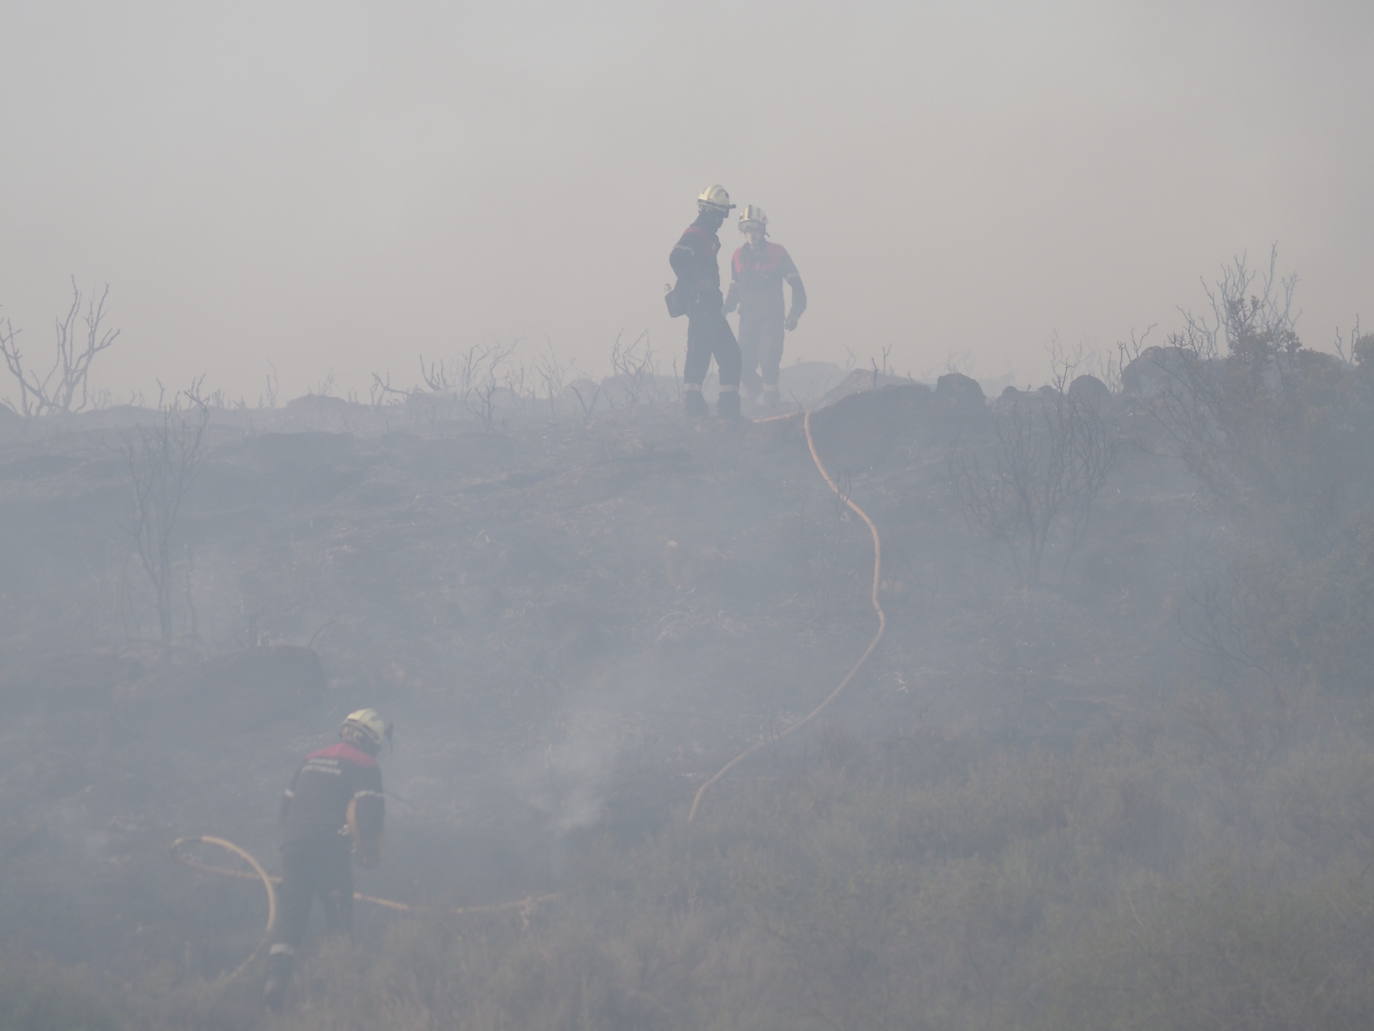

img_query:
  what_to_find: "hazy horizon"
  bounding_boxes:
[4,0,1370,404]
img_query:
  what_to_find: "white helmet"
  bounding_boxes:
[341,708,391,754]
[738,204,768,234]
[696,184,735,215]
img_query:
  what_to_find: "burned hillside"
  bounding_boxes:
[5,336,1374,1029]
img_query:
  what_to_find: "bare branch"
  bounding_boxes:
[533,341,567,420]
[260,361,279,409]
[369,370,412,407]
[124,389,211,643]
[950,385,1117,587]
[0,279,120,416]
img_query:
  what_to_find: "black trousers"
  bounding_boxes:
[684,298,741,388]
[273,836,354,950]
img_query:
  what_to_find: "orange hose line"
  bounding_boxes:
[171,835,556,917]
[170,835,278,983]
[751,410,804,424]
[688,406,887,822]
[174,393,885,950]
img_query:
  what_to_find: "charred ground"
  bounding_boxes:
[4,347,1374,1030]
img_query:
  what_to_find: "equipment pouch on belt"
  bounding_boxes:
[664,281,689,319]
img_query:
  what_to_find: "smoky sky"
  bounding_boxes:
[2,0,1370,402]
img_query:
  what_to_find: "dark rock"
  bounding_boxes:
[993,385,1028,414]
[935,372,985,408]
[819,369,916,407]
[1121,345,1199,396]
[1069,374,1112,410]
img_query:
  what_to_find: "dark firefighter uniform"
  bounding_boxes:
[264,740,384,1007]
[670,215,742,418]
[725,241,806,398]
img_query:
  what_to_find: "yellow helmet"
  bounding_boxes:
[738,204,768,234]
[696,184,735,214]
[340,708,391,753]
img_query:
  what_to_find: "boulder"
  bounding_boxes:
[935,372,985,408]
[819,369,915,407]
[993,385,1029,414]
[1068,374,1112,410]
[1121,345,1199,397]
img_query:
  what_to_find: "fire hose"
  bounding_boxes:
[688,406,886,820]
[173,396,886,973]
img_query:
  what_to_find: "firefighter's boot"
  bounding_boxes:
[717,387,741,421]
[684,386,707,419]
[263,945,295,1013]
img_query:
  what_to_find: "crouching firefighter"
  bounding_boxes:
[724,205,806,408]
[263,708,391,1012]
[666,184,743,420]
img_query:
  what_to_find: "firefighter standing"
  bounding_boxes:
[668,184,743,420]
[263,708,390,1012]
[724,205,806,408]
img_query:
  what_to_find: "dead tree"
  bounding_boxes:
[566,379,603,426]
[467,341,517,431]
[0,278,120,416]
[0,316,18,414]
[417,340,518,429]
[607,330,665,407]
[533,341,567,420]
[369,370,411,407]
[1142,247,1339,531]
[260,362,280,409]
[125,394,211,643]
[950,382,1116,587]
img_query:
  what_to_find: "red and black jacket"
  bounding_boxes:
[726,241,807,322]
[669,216,724,303]
[280,741,384,856]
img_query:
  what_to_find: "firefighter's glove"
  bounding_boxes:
[785,314,800,332]
[724,297,738,314]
